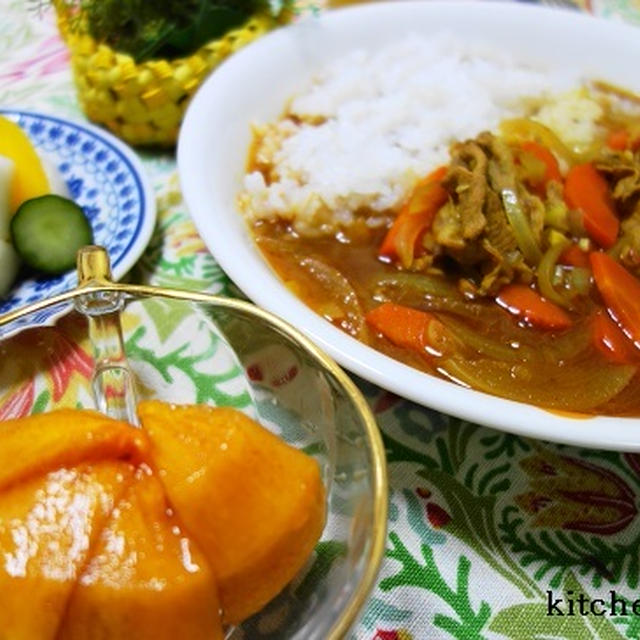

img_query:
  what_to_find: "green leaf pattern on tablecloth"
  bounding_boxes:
[132,174,234,294]
[3,1,640,638]
[382,534,492,640]
[593,0,640,25]
[123,300,252,409]
[362,400,640,639]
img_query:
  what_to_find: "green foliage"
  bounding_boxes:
[124,324,251,408]
[293,541,346,601]
[479,432,531,460]
[31,389,50,414]
[414,465,541,599]
[142,298,193,343]
[48,0,301,61]
[383,427,540,598]
[498,505,640,590]
[133,209,232,293]
[359,598,413,631]
[381,533,491,640]
[611,596,640,639]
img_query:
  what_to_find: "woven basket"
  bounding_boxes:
[56,8,275,147]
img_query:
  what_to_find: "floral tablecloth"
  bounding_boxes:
[3,1,640,638]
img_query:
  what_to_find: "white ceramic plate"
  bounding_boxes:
[178,0,640,451]
[0,110,156,338]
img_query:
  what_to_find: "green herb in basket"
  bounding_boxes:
[38,0,300,62]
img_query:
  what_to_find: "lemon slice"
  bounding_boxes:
[0,115,50,213]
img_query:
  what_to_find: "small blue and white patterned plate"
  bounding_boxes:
[0,109,156,338]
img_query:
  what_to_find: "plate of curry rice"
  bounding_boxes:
[179,1,640,450]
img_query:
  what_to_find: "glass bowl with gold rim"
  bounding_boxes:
[0,245,387,640]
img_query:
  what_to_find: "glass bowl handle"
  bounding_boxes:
[74,246,139,425]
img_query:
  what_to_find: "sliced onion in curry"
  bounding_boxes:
[537,240,572,308]
[439,315,535,362]
[295,257,366,338]
[441,354,636,412]
[372,274,497,320]
[536,318,592,362]
[599,372,640,416]
[501,188,543,266]
[500,118,576,165]
[565,266,592,297]
[373,272,459,299]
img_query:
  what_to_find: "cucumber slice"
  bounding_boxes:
[10,194,93,274]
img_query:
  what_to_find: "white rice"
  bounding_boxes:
[240,32,581,235]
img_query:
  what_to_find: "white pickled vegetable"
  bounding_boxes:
[0,155,15,240]
[41,156,69,199]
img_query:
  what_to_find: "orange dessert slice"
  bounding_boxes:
[0,409,148,491]
[58,468,223,640]
[138,401,326,624]
[0,461,134,639]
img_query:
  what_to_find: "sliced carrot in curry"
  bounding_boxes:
[365,302,449,356]
[520,140,563,185]
[559,243,590,269]
[496,284,572,330]
[590,251,640,349]
[379,166,448,268]
[564,163,619,249]
[605,128,640,152]
[592,309,639,364]
[606,129,631,151]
